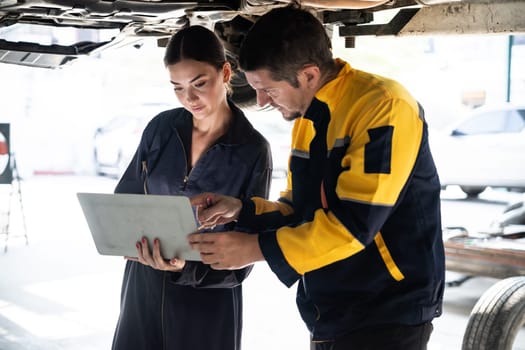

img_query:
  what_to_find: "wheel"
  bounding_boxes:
[216,17,258,109]
[462,276,525,350]
[460,186,486,197]
[230,68,256,108]
[226,51,256,108]
[496,200,525,227]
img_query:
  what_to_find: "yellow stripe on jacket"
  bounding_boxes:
[272,60,424,274]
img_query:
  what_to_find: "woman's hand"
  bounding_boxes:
[125,237,186,272]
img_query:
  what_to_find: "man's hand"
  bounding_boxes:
[190,193,243,229]
[187,231,264,269]
[125,237,186,272]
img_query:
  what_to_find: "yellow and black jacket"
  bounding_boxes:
[236,59,445,340]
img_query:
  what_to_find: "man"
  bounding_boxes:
[189,4,445,349]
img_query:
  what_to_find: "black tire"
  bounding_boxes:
[230,68,256,108]
[225,50,257,109]
[215,17,257,109]
[460,186,486,198]
[462,276,525,350]
[497,200,525,226]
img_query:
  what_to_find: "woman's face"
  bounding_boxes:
[167,59,229,119]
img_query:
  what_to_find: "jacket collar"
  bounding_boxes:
[169,99,255,146]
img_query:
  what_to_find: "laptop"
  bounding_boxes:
[77,192,201,261]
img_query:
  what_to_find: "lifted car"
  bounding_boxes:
[1,0,525,106]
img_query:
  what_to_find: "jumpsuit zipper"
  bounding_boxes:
[161,272,167,350]
[175,132,193,190]
[175,131,215,190]
[142,160,149,194]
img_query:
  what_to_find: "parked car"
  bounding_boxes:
[430,104,525,197]
[94,103,173,177]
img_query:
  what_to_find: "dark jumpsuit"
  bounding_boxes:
[111,101,272,350]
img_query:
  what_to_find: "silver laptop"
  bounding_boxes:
[77,192,200,261]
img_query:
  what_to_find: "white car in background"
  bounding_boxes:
[94,103,173,178]
[430,104,525,197]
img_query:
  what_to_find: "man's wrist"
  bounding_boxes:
[237,198,255,226]
[234,197,243,220]
[250,233,265,262]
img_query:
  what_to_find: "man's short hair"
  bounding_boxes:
[239,4,334,87]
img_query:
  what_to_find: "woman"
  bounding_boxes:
[111,25,272,350]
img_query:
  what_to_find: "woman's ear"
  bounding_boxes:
[222,61,232,83]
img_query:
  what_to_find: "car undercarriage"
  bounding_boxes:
[2,0,525,105]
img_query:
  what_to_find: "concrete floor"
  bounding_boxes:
[1,176,524,349]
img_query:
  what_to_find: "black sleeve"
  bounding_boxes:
[241,139,273,200]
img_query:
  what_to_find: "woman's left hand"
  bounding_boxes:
[126,237,186,272]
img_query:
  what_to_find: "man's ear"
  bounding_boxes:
[301,64,321,88]
[223,62,232,83]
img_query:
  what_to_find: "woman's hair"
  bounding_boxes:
[239,4,335,87]
[163,25,227,70]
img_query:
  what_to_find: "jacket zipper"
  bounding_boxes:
[141,160,149,195]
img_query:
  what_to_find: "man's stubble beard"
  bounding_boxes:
[282,110,302,122]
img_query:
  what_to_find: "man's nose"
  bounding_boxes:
[256,90,271,108]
